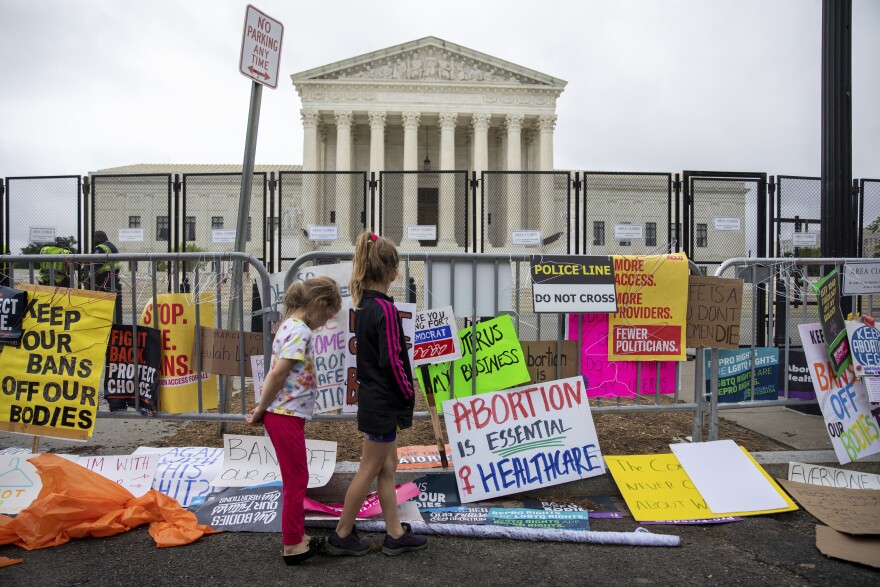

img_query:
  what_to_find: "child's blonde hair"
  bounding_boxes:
[350,231,399,307]
[283,275,342,320]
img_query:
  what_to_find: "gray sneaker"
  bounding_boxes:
[382,523,428,556]
[325,526,371,556]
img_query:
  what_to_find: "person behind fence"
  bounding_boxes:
[247,275,342,566]
[89,231,123,324]
[38,237,73,287]
[326,231,428,557]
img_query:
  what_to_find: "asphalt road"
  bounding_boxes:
[2,510,877,586]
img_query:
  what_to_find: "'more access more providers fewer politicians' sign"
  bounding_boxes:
[530,255,617,313]
[443,376,605,503]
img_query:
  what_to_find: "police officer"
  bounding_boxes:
[91,231,122,324]
[39,237,73,287]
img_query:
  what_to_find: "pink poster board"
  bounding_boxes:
[567,314,677,398]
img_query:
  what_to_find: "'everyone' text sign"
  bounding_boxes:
[530,255,617,313]
[239,5,283,89]
[414,306,462,366]
[442,376,605,503]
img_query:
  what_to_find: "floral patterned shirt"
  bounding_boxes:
[266,317,317,419]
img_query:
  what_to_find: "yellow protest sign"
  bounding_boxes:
[608,254,689,361]
[606,451,797,522]
[0,285,114,440]
[140,294,217,413]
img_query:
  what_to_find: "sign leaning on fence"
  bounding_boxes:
[530,255,617,313]
[0,285,26,347]
[413,306,462,366]
[686,276,743,349]
[812,270,851,377]
[842,260,880,296]
[442,376,605,503]
[845,319,880,377]
[104,324,161,416]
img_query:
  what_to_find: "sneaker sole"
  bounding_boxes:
[324,543,371,557]
[382,543,428,556]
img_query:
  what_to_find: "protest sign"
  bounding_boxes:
[779,348,816,400]
[608,254,689,361]
[521,340,578,384]
[799,323,880,464]
[135,446,224,507]
[777,479,880,535]
[344,301,415,412]
[250,355,266,401]
[488,508,591,531]
[816,525,880,570]
[418,314,530,413]
[140,294,217,414]
[442,376,604,503]
[397,444,454,470]
[412,473,461,508]
[0,453,77,514]
[567,314,676,399]
[313,298,350,414]
[0,286,26,347]
[191,484,282,532]
[414,306,462,366]
[686,276,743,349]
[0,285,114,440]
[530,255,617,313]
[788,461,880,490]
[76,454,159,497]
[704,347,779,403]
[196,326,263,377]
[212,434,337,489]
[846,319,880,377]
[523,495,622,519]
[421,507,490,524]
[304,482,420,519]
[104,325,160,416]
[811,271,851,377]
[865,377,880,402]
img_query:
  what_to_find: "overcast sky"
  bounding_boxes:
[0,0,877,178]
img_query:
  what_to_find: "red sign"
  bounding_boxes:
[239,5,283,89]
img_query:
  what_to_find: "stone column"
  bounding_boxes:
[368,111,386,231]
[438,112,458,248]
[334,110,353,244]
[401,111,421,247]
[538,115,558,241]
[471,113,492,249]
[300,109,321,252]
[505,113,524,245]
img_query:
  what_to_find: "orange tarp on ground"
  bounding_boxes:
[0,453,218,550]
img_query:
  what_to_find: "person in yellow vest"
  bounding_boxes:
[90,231,122,324]
[38,237,73,287]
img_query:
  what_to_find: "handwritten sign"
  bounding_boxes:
[250,355,266,401]
[788,461,880,490]
[777,479,880,535]
[567,314,676,398]
[530,255,617,313]
[0,285,114,440]
[812,271,851,377]
[0,453,77,513]
[521,340,578,384]
[442,376,604,503]
[313,299,350,413]
[608,254,689,361]
[212,434,337,489]
[0,286,26,347]
[414,306,462,366]
[704,347,779,403]
[76,454,159,497]
[418,314,530,413]
[104,325,161,416]
[197,326,264,377]
[686,276,742,349]
[846,320,880,376]
[134,446,224,507]
[191,484,282,532]
[799,323,880,464]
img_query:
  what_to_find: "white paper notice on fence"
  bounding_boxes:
[308,225,338,242]
[788,461,880,490]
[428,261,513,318]
[76,454,159,497]
[670,440,787,514]
[212,229,236,244]
[614,224,643,239]
[407,225,437,241]
[511,230,542,246]
[799,322,880,464]
[442,376,605,503]
[792,232,819,247]
[714,217,742,231]
[134,446,224,507]
[118,228,144,242]
[212,434,337,489]
[842,261,880,296]
[864,377,880,403]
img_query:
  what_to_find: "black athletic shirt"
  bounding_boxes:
[355,290,415,434]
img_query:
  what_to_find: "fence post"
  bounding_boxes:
[573,171,582,255]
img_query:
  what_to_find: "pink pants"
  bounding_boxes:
[264,412,308,546]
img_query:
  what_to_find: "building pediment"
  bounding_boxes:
[291,36,566,89]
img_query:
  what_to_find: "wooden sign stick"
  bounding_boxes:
[419,365,449,468]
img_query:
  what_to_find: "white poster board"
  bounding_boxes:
[788,461,880,490]
[251,354,266,401]
[134,446,224,507]
[414,306,462,366]
[428,261,513,317]
[76,454,159,497]
[212,434,337,489]
[0,454,76,514]
[442,376,604,503]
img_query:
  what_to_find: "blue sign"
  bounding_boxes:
[706,347,780,403]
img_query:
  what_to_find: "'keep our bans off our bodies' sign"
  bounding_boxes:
[443,376,605,503]
[530,255,617,313]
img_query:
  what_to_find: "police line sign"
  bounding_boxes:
[530,255,617,313]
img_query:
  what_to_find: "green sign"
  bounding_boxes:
[811,270,851,377]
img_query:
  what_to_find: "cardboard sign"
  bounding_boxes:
[704,347,779,403]
[76,454,159,497]
[530,255,617,313]
[846,320,880,376]
[191,484,282,532]
[104,325,161,416]
[0,286,26,347]
[418,314,530,413]
[0,285,114,440]
[816,525,880,569]
[788,461,880,490]
[140,294,218,414]
[197,326,264,377]
[134,446,224,507]
[414,306,462,367]
[0,453,78,514]
[443,376,604,503]
[521,340,578,384]
[397,444,454,470]
[608,254,689,361]
[211,434,337,489]
[799,323,880,464]
[412,473,461,509]
[811,271,851,377]
[344,302,415,412]
[686,276,743,349]
[567,314,677,398]
[778,479,880,535]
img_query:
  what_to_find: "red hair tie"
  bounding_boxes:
[370,233,379,241]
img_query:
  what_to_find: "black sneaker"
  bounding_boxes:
[382,523,427,556]
[325,525,371,556]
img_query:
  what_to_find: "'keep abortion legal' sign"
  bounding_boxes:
[530,255,617,313]
[443,376,605,503]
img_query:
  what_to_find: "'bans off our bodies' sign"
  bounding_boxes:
[530,255,617,313]
[442,376,605,503]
